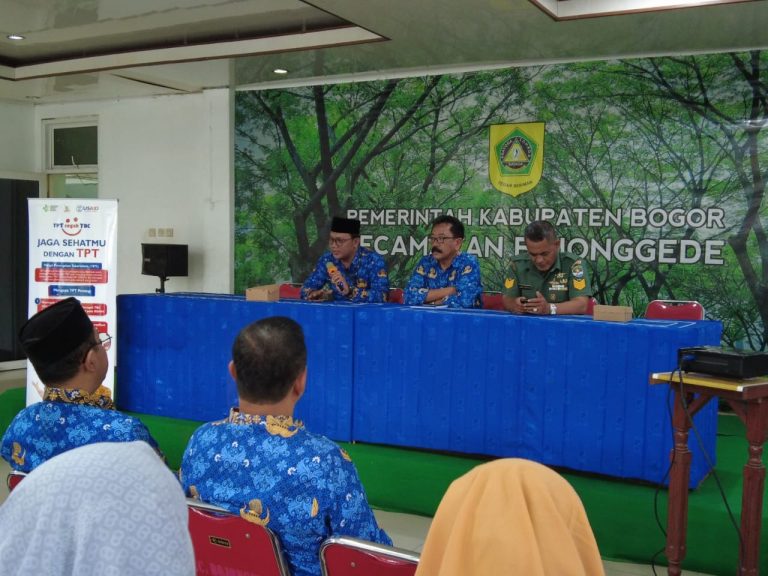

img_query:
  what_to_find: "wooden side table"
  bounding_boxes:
[650,371,768,576]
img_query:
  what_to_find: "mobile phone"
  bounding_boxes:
[521,297,528,304]
[520,284,535,301]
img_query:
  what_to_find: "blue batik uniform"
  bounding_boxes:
[404,252,483,308]
[0,387,160,473]
[300,247,389,303]
[180,409,391,576]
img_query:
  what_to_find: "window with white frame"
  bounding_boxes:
[44,118,99,199]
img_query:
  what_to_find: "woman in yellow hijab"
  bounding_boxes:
[416,458,605,576]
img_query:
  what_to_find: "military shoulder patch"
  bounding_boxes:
[571,260,585,280]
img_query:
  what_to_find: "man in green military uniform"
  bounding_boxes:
[502,220,591,315]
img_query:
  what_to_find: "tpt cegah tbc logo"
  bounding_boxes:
[53,217,90,236]
[488,122,545,197]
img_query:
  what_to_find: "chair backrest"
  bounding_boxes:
[320,536,419,576]
[482,292,505,311]
[586,296,597,315]
[645,299,704,320]
[6,470,26,492]
[188,500,292,576]
[279,283,302,300]
[388,288,404,304]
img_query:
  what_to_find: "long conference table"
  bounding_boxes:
[116,293,722,486]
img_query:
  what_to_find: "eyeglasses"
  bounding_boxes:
[97,333,113,351]
[428,236,457,244]
[90,333,112,353]
[82,333,111,363]
[329,236,354,247]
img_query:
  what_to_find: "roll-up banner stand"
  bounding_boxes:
[25,199,118,405]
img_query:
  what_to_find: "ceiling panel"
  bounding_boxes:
[0,0,349,65]
[0,0,764,103]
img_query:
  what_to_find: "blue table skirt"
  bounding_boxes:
[117,293,722,486]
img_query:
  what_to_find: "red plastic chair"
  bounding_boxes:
[482,292,505,311]
[6,470,26,492]
[279,283,302,300]
[388,288,404,304]
[188,499,292,576]
[645,300,704,320]
[586,296,598,315]
[320,536,419,576]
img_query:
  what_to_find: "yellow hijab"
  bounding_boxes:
[416,458,605,576]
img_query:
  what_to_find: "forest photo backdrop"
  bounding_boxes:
[235,50,767,351]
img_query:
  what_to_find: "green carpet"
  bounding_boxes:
[342,416,758,576]
[0,387,25,434]
[0,386,762,575]
[126,411,202,470]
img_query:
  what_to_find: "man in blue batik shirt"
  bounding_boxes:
[180,316,391,576]
[404,215,483,308]
[1,297,160,473]
[301,216,389,303]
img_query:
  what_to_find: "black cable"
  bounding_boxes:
[650,383,675,573]
[650,546,666,576]
[654,385,674,535]
[673,367,744,558]
[652,362,744,573]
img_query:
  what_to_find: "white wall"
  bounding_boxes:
[0,101,35,173]
[31,89,234,296]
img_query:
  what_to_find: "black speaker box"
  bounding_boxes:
[678,346,768,379]
[141,243,188,278]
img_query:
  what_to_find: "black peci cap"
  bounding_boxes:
[330,217,361,236]
[19,297,93,368]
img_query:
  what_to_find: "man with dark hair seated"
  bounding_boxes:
[180,316,390,576]
[301,216,390,302]
[0,297,160,472]
[503,220,592,315]
[404,215,483,308]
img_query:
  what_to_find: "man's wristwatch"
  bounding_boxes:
[550,303,557,315]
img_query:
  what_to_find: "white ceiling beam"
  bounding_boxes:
[1,26,384,81]
[531,0,755,20]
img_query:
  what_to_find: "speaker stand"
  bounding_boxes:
[155,276,168,294]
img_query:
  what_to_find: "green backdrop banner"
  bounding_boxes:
[235,50,767,350]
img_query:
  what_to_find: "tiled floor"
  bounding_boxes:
[0,368,712,575]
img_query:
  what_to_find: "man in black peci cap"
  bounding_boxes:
[1,297,160,472]
[300,216,390,302]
